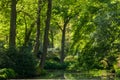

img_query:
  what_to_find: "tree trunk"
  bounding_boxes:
[60,19,70,63]
[23,14,28,46]
[24,21,36,46]
[33,0,42,55]
[40,0,52,69]
[50,30,54,48]
[60,22,67,63]
[9,0,17,48]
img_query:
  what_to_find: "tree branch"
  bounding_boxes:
[17,10,34,19]
[56,22,63,31]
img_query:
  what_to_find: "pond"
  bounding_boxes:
[34,70,120,80]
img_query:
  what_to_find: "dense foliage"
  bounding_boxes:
[0,47,37,78]
[0,0,120,78]
[0,68,16,79]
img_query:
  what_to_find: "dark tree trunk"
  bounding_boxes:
[24,21,36,46]
[40,0,52,69]
[51,30,54,48]
[60,22,67,63]
[9,0,17,48]
[60,18,70,63]
[33,0,42,55]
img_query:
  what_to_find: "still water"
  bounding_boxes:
[35,70,120,80]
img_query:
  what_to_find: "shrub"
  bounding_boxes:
[64,55,78,64]
[113,56,120,76]
[14,47,37,77]
[52,56,60,62]
[115,69,120,77]
[44,60,68,70]
[40,69,47,75]
[114,62,120,76]
[0,68,16,79]
[0,47,38,77]
[64,55,79,71]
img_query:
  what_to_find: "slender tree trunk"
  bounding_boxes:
[40,0,52,69]
[60,19,70,63]
[9,0,17,48]
[23,14,28,46]
[51,30,54,48]
[33,0,42,55]
[60,22,67,63]
[24,21,36,46]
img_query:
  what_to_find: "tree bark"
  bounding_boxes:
[60,22,66,63]
[9,0,17,48]
[40,0,52,69]
[24,21,36,46]
[33,0,42,55]
[50,30,54,48]
[60,18,70,63]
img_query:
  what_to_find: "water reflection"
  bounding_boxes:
[64,73,100,80]
[64,73,116,80]
[36,70,120,80]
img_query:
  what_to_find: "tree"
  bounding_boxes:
[52,0,80,63]
[60,17,71,63]
[24,21,36,46]
[9,0,17,48]
[40,0,52,69]
[14,0,39,47]
[33,0,42,55]
[72,0,120,70]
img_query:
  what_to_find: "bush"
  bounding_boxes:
[40,69,47,75]
[64,55,79,71]
[115,69,120,77]
[0,49,15,68]
[44,60,68,70]
[14,47,37,77]
[0,47,38,77]
[0,68,16,79]
[114,62,120,76]
[113,57,120,76]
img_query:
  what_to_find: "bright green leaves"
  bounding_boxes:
[71,0,120,70]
